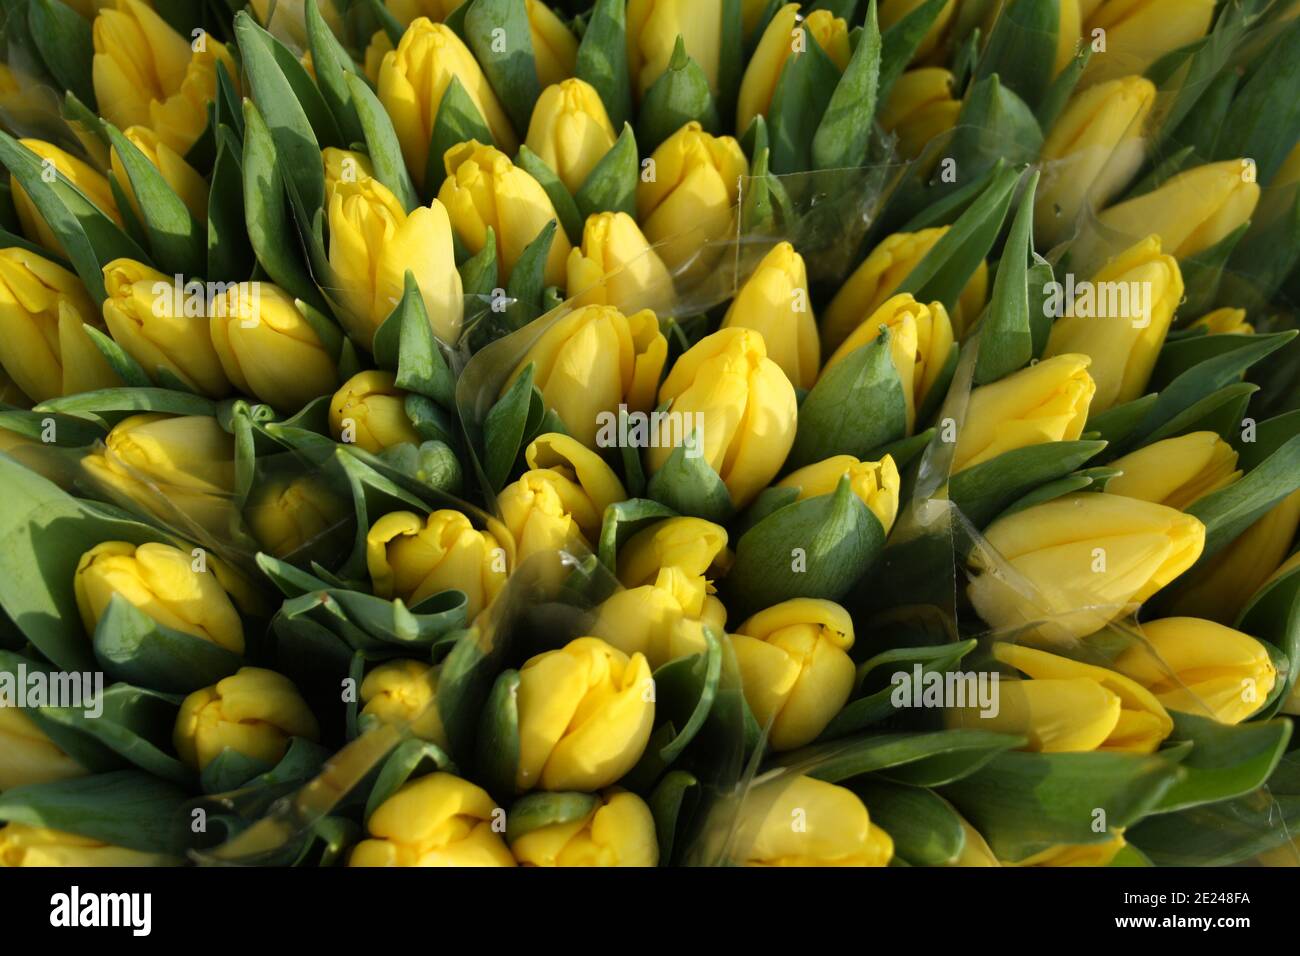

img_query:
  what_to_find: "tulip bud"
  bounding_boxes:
[731,598,855,750]
[1105,432,1241,511]
[1035,76,1156,247]
[822,293,954,433]
[948,642,1173,753]
[879,0,955,62]
[525,79,618,194]
[526,0,580,89]
[635,122,748,278]
[776,454,900,534]
[1042,235,1183,411]
[0,824,176,866]
[323,147,376,205]
[736,4,850,133]
[0,247,121,402]
[566,211,676,316]
[951,354,1096,473]
[379,19,518,189]
[329,370,422,453]
[506,304,667,447]
[627,0,724,98]
[1080,0,1216,87]
[92,0,236,154]
[349,771,515,866]
[101,258,230,397]
[173,667,319,771]
[721,242,820,390]
[515,636,655,792]
[1114,617,1276,724]
[510,789,658,866]
[0,708,86,791]
[363,29,393,86]
[1189,307,1253,336]
[647,327,798,509]
[439,140,573,287]
[209,282,339,412]
[111,125,208,224]
[74,540,245,653]
[967,493,1205,645]
[592,566,724,668]
[879,68,960,162]
[822,228,988,350]
[1005,831,1128,867]
[387,0,464,25]
[366,509,508,620]
[11,139,121,256]
[733,774,894,866]
[359,659,447,746]
[244,475,349,559]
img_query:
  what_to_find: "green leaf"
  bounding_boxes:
[767,28,841,174]
[853,780,965,866]
[637,38,719,153]
[575,123,638,219]
[346,74,420,213]
[1085,393,1158,447]
[597,498,678,572]
[575,0,632,130]
[364,737,456,820]
[505,791,599,845]
[1187,433,1300,561]
[505,220,558,329]
[464,0,541,136]
[93,594,243,695]
[81,324,152,388]
[773,729,1025,787]
[482,363,539,490]
[645,441,735,524]
[972,169,1038,384]
[208,127,254,280]
[949,440,1107,529]
[425,76,495,198]
[1035,43,1092,133]
[476,668,521,797]
[372,271,458,405]
[1153,711,1291,813]
[878,0,948,102]
[812,5,881,171]
[648,769,699,864]
[28,0,95,110]
[1213,20,1300,183]
[1179,222,1248,317]
[515,147,583,244]
[971,0,1057,111]
[104,124,205,278]
[459,226,499,297]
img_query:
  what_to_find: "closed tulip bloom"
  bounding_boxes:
[323,147,376,205]
[948,642,1173,753]
[1035,76,1156,247]
[439,140,573,287]
[736,5,850,133]
[636,122,748,277]
[721,242,820,390]
[367,509,508,619]
[92,0,235,154]
[511,789,658,866]
[359,659,447,746]
[879,0,954,61]
[566,211,675,316]
[364,29,393,85]
[732,598,856,750]
[1043,235,1183,411]
[111,125,208,223]
[879,68,960,161]
[777,454,901,534]
[822,228,988,350]
[967,493,1205,645]
[329,370,422,453]
[329,178,463,347]
[101,258,230,397]
[379,19,517,188]
[627,0,724,98]
[1081,0,1216,87]
[0,248,121,403]
[349,772,514,866]
[1114,618,1275,724]
[244,475,348,559]
[1189,307,1253,336]
[526,0,579,88]
[173,667,319,771]
[0,824,175,867]
[387,0,464,24]
[592,565,725,667]
[525,79,618,194]
[506,304,667,447]
[11,139,121,256]
[74,540,245,653]
[209,283,339,412]
[951,354,1096,473]
[734,774,893,866]
[0,708,86,791]
[1105,432,1241,510]
[648,327,798,509]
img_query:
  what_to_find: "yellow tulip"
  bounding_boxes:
[525,79,618,194]
[720,242,820,389]
[505,304,667,447]
[776,454,900,534]
[565,211,676,316]
[821,227,988,349]
[364,29,394,85]
[967,493,1205,645]
[647,327,798,509]
[359,659,447,746]
[951,354,1096,473]
[1042,235,1183,411]
[367,509,508,619]
[733,774,893,866]
[0,823,176,866]
[111,125,208,223]
[732,598,856,750]
[439,140,573,287]
[511,789,658,866]
[323,147,376,205]
[92,0,236,154]
[591,565,724,668]
[0,247,121,403]
[1081,0,1216,87]
[948,642,1173,753]
[11,139,121,257]
[736,4,850,133]
[1105,432,1240,511]
[244,475,349,559]
[526,0,580,89]
[1006,830,1128,867]
[378,19,518,188]
[627,0,724,98]
[101,258,230,397]
[209,282,339,412]
[635,122,748,277]
[386,0,464,24]
[878,68,961,162]
[0,708,86,791]
[173,667,319,771]
[1189,307,1253,336]
[349,772,514,866]
[1035,75,1156,247]
[329,370,422,453]
[878,0,955,62]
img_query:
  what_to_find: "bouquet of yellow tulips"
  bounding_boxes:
[0,0,1298,871]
